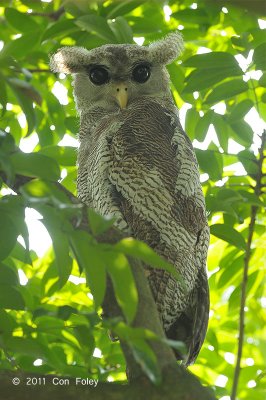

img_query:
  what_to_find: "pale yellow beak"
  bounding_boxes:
[114,83,128,109]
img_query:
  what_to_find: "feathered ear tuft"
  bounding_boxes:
[50,47,91,74]
[148,31,184,65]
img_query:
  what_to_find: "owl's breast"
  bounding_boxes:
[78,97,206,240]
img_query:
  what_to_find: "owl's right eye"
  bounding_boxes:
[89,66,109,85]
[132,63,151,83]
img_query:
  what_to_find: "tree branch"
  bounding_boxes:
[102,257,178,382]
[0,368,216,400]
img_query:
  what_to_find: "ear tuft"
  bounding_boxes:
[50,47,90,74]
[148,31,184,65]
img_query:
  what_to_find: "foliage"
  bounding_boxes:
[0,1,265,399]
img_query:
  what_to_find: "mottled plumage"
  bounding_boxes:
[50,32,209,365]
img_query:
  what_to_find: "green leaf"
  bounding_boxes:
[172,8,209,24]
[195,110,214,141]
[205,79,248,104]
[65,116,79,133]
[7,78,42,106]
[104,250,138,323]
[253,42,266,70]
[5,7,40,32]
[105,0,143,19]
[162,338,187,354]
[69,231,106,309]
[39,146,76,166]
[231,34,249,51]
[0,213,18,261]
[237,150,259,176]
[9,241,33,265]
[0,196,29,253]
[21,179,71,208]
[53,232,73,287]
[113,238,183,285]
[60,169,77,194]
[0,32,41,59]
[230,120,254,146]
[42,19,78,41]
[0,76,7,115]
[0,130,16,153]
[108,16,133,43]
[228,99,254,123]
[183,51,241,70]
[206,329,219,351]
[129,16,164,35]
[112,322,160,382]
[258,73,266,88]
[75,15,117,42]
[210,224,246,250]
[182,51,243,94]
[216,188,242,203]
[196,148,223,181]
[183,68,242,93]
[35,206,73,286]
[7,80,36,135]
[0,309,17,333]
[10,152,61,181]
[0,264,19,285]
[238,190,264,207]
[213,114,229,152]
[0,286,25,310]
[217,254,244,289]
[0,149,14,183]
[229,271,259,310]
[35,315,65,333]
[185,107,200,140]
[167,62,185,92]
[5,337,45,358]
[57,305,77,320]
[45,92,66,138]
[131,339,161,384]
[87,208,115,236]
[74,325,95,357]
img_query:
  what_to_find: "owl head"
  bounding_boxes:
[50,31,183,113]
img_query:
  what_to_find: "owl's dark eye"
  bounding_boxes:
[89,66,109,85]
[132,63,151,83]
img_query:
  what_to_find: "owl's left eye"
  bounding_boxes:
[89,66,110,85]
[132,63,151,83]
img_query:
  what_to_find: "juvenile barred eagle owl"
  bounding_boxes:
[50,31,209,365]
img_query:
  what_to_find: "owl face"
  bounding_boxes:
[72,45,173,112]
[50,32,183,113]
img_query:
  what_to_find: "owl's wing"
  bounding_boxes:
[165,225,209,365]
[184,223,210,365]
[186,265,210,365]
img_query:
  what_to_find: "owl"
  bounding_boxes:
[50,31,209,365]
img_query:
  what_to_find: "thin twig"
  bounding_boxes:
[230,205,256,400]
[27,69,52,73]
[231,130,265,400]
[30,6,65,21]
